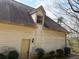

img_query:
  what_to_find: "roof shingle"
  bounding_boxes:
[0,0,35,25]
[44,15,68,33]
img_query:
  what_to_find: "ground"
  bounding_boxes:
[55,55,79,59]
[68,55,79,59]
[67,39,79,53]
[42,55,79,59]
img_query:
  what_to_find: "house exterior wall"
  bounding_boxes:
[30,7,66,52]
[0,23,66,53]
[31,26,66,52]
[0,23,35,53]
[31,13,37,23]
[42,29,66,52]
[0,7,67,55]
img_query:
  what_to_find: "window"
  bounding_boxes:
[37,15,43,24]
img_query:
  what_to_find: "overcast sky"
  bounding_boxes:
[15,0,39,7]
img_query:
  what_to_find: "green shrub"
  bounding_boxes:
[8,50,19,59]
[35,48,45,59]
[56,49,64,57]
[0,53,7,59]
[64,47,71,56]
[48,51,55,57]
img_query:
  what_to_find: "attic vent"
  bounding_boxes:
[37,15,43,24]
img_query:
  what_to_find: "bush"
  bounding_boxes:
[35,48,45,59]
[8,50,19,59]
[64,47,71,56]
[56,49,64,57]
[44,51,55,59]
[0,53,7,59]
[48,51,55,57]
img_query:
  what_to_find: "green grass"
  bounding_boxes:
[67,39,79,53]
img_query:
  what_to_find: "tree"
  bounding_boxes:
[68,0,79,13]
[57,17,63,24]
[56,0,79,48]
[57,0,79,33]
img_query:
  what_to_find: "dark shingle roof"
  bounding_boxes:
[0,0,68,32]
[44,15,68,33]
[0,0,35,25]
[13,0,36,14]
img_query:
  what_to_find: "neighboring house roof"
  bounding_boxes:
[44,15,68,33]
[0,0,35,26]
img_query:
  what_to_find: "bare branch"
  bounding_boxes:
[58,3,79,33]
[68,0,79,13]
[73,0,79,5]
[58,3,79,22]
[62,20,79,34]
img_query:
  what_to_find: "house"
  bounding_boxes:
[0,0,68,59]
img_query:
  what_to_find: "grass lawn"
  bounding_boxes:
[67,39,79,53]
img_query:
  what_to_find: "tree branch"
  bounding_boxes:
[68,0,79,13]
[58,4,79,21]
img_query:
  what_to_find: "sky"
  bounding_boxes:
[15,0,71,22]
[15,0,58,20]
[15,0,39,7]
[15,0,70,19]
[15,0,71,28]
[15,0,78,30]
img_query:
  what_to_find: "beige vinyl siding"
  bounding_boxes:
[32,27,66,52]
[31,13,37,23]
[0,23,66,53]
[0,23,34,53]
